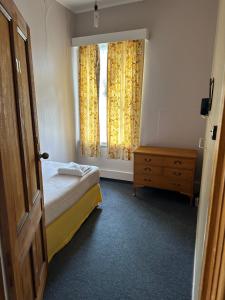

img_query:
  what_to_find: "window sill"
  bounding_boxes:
[100,143,107,148]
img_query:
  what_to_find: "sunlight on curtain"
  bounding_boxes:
[107,40,145,160]
[79,45,100,157]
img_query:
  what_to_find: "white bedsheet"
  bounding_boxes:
[42,161,100,226]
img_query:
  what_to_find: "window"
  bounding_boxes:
[99,43,108,145]
[78,40,144,160]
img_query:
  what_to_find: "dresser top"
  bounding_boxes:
[133,146,198,158]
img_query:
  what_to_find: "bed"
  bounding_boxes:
[42,161,102,262]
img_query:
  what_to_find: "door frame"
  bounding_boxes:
[199,91,225,299]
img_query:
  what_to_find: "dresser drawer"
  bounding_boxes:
[134,174,193,194]
[163,168,193,181]
[163,180,193,194]
[135,165,163,176]
[134,154,162,166]
[134,174,163,188]
[163,157,195,170]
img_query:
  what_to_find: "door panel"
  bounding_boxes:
[32,221,46,294]
[0,10,27,228]
[35,223,45,275]
[21,251,35,300]
[0,1,48,299]
[17,31,38,204]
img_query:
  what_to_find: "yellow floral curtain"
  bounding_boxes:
[107,40,145,160]
[79,45,100,157]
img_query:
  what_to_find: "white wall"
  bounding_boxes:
[192,0,225,298]
[72,0,218,183]
[14,0,76,162]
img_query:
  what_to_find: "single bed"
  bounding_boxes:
[42,161,102,261]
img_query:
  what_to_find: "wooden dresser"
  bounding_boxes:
[133,146,198,204]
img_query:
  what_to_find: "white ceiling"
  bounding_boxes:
[57,0,144,14]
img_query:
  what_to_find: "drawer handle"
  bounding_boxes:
[174,160,182,165]
[144,178,152,182]
[144,167,152,172]
[145,158,152,162]
[173,171,182,176]
[172,183,181,187]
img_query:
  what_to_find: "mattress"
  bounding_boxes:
[42,161,100,225]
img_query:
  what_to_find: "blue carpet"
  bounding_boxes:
[44,179,197,300]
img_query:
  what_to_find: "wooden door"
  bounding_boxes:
[0,0,48,299]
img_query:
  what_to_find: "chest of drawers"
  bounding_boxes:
[133,146,198,204]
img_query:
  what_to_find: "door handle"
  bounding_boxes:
[39,152,49,159]
[173,171,182,176]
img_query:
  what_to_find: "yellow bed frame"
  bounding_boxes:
[46,183,102,262]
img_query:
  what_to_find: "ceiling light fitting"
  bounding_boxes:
[94,1,100,28]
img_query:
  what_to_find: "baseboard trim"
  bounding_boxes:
[100,169,133,182]
[100,169,201,193]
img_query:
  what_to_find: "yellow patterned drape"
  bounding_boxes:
[107,40,144,160]
[79,45,100,157]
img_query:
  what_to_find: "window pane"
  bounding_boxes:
[99,43,108,145]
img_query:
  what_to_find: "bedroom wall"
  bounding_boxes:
[72,0,218,184]
[14,0,76,162]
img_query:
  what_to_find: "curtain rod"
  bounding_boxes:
[72,29,149,47]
